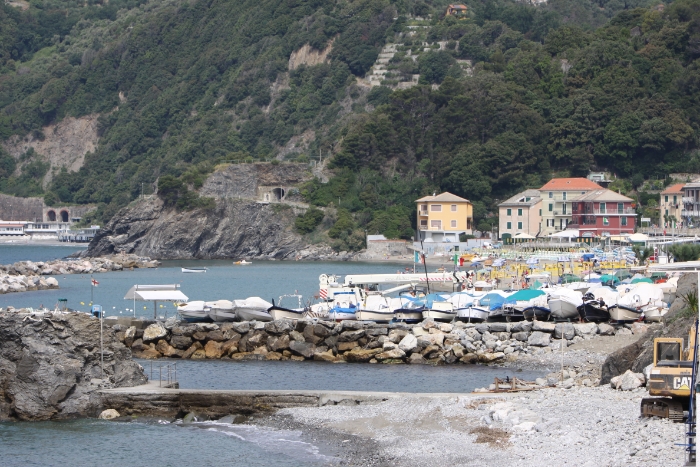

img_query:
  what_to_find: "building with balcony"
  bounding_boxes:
[539,178,603,236]
[569,189,636,236]
[416,192,473,242]
[682,181,700,225]
[497,189,542,240]
[660,183,684,227]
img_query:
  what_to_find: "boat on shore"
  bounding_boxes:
[182,267,207,273]
[421,294,457,322]
[268,294,307,320]
[547,289,582,320]
[355,293,394,322]
[523,306,552,321]
[608,304,642,323]
[234,297,273,321]
[206,299,236,322]
[577,293,611,322]
[177,301,211,322]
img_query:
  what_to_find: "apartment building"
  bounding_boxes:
[415,192,473,242]
[539,178,603,236]
[660,183,684,227]
[497,189,542,239]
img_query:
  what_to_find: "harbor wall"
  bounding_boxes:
[121,317,651,367]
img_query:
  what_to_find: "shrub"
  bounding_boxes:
[295,207,325,234]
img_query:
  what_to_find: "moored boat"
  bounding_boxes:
[268,294,306,320]
[182,267,207,273]
[234,260,252,265]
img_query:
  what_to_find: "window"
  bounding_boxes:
[603,217,609,226]
[517,222,523,230]
[506,222,512,229]
[507,208,512,216]
[562,192,567,200]
[548,192,553,198]
[665,209,669,216]
[430,220,442,229]
[562,204,567,215]
[525,197,531,202]
[451,204,457,212]
[617,203,623,213]
[674,195,677,203]
[665,195,669,203]
[548,203,553,212]
[599,203,606,214]
[450,220,457,228]
[539,209,542,216]
[517,208,523,216]
[430,204,441,212]
[420,220,427,226]
[621,217,627,226]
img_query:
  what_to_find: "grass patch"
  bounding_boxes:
[469,426,511,447]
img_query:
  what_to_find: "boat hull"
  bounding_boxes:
[422,309,456,322]
[643,306,666,322]
[523,306,552,321]
[577,302,610,323]
[181,268,207,273]
[456,307,489,322]
[548,299,580,320]
[329,310,356,321]
[608,305,642,323]
[355,310,394,322]
[393,309,424,323]
[179,311,211,323]
[236,308,273,322]
[268,306,305,321]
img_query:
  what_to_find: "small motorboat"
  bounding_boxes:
[328,302,358,321]
[234,297,273,321]
[548,288,582,320]
[523,306,552,321]
[234,260,252,265]
[182,267,208,273]
[577,293,611,322]
[608,304,642,323]
[355,293,394,322]
[421,294,457,322]
[177,301,211,322]
[391,295,425,323]
[268,294,306,320]
[206,299,237,322]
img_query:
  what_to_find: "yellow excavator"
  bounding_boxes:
[641,324,697,421]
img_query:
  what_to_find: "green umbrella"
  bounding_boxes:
[600,274,620,284]
[631,277,653,284]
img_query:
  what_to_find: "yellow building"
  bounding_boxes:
[416,192,473,242]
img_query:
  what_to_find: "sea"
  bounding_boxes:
[0,245,543,466]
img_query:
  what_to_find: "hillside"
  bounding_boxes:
[1,0,698,249]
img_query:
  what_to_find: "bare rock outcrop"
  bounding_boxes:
[0,311,147,421]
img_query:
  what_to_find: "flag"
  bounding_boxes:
[91,278,99,287]
[420,253,426,264]
[414,251,419,263]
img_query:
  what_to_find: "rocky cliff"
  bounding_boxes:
[0,311,147,421]
[84,196,336,260]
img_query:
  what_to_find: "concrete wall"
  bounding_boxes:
[0,194,43,221]
[366,239,411,257]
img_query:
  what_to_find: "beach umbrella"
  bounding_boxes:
[631,277,653,284]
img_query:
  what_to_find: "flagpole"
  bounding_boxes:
[90,274,94,305]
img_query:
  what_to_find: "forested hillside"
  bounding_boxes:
[0,0,698,248]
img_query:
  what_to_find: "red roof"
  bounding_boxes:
[661,183,685,194]
[540,178,602,191]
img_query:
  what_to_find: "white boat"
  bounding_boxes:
[451,292,488,322]
[643,305,669,322]
[390,296,424,323]
[206,299,236,322]
[268,294,306,320]
[355,293,394,322]
[547,288,583,320]
[234,260,252,265]
[608,304,643,323]
[182,267,208,273]
[234,297,273,321]
[472,280,494,292]
[177,301,210,322]
[422,296,456,322]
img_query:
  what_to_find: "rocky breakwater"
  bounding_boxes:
[0,254,159,295]
[123,318,639,365]
[0,311,147,421]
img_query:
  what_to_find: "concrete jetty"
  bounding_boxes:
[99,382,498,419]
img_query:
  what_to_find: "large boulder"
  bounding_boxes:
[345,348,382,363]
[573,323,598,337]
[598,323,615,336]
[532,321,555,333]
[398,334,418,353]
[527,331,551,347]
[289,341,316,359]
[142,322,168,342]
[554,323,575,340]
[264,320,294,335]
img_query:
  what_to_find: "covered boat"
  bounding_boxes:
[328,291,359,321]
[421,293,457,322]
[177,301,211,322]
[496,289,546,322]
[206,299,236,322]
[234,297,273,321]
[451,292,487,322]
[391,295,426,323]
[547,288,583,320]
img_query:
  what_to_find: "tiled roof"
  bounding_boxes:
[498,189,542,207]
[572,189,633,202]
[540,178,602,191]
[416,192,470,203]
[661,183,685,194]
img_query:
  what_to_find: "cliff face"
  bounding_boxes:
[84,196,334,260]
[0,311,146,421]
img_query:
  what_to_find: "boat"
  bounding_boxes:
[547,288,583,320]
[177,301,211,322]
[451,292,488,322]
[327,290,359,320]
[643,305,669,322]
[268,294,306,320]
[523,306,552,321]
[391,295,425,323]
[577,293,611,322]
[608,304,642,323]
[206,299,236,322]
[234,297,273,321]
[234,260,252,265]
[355,293,394,322]
[493,289,546,322]
[421,293,457,322]
[182,267,207,273]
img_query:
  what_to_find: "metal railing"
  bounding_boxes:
[149,362,178,388]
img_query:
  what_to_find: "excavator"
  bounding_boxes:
[641,323,697,421]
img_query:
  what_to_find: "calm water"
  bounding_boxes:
[0,245,409,315]
[145,359,544,393]
[0,243,86,264]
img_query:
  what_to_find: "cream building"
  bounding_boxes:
[660,183,684,227]
[416,192,473,242]
[539,177,602,236]
[497,189,542,240]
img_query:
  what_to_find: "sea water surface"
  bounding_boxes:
[0,245,535,466]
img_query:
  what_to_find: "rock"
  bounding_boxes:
[408,353,429,364]
[163,316,179,329]
[313,349,338,362]
[382,341,397,350]
[573,323,598,337]
[290,330,305,342]
[264,320,295,335]
[412,326,429,337]
[345,348,382,363]
[366,327,388,336]
[439,323,453,333]
[142,322,168,342]
[289,340,316,359]
[123,326,136,347]
[559,378,575,389]
[341,320,364,331]
[131,338,146,352]
[554,323,575,340]
[156,340,183,358]
[535,378,547,387]
[527,331,551,347]
[231,322,251,334]
[489,323,509,332]
[222,339,238,355]
[532,321,556,333]
[204,340,224,359]
[313,324,332,338]
[182,412,198,423]
[170,335,193,350]
[192,331,208,341]
[598,323,615,336]
[182,342,203,359]
[631,322,649,335]
[615,327,633,336]
[512,332,529,342]
[388,329,408,343]
[135,347,162,359]
[376,348,406,360]
[338,330,365,342]
[302,326,324,345]
[614,370,645,391]
[266,352,283,361]
[267,334,290,352]
[460,353,478,364]
[478,352,505,363]
[99,409,120,420]
[475,323,489,333]
[338,341,358,352]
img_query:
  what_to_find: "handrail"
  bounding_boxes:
[149,361,178,388]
